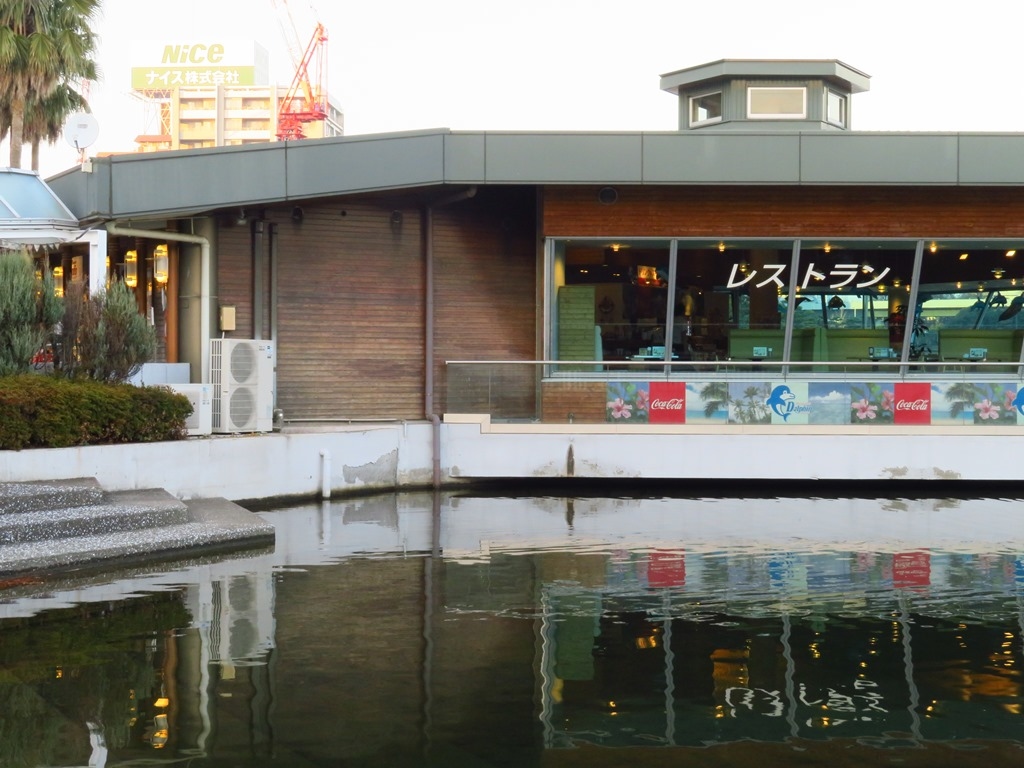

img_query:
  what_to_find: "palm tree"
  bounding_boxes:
[699,380,730,418]
[25,80,87,170]
[0,0,99,169]
[944,382,983,419]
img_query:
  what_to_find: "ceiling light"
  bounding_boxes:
[1007,250,1017,258]
[929,242,938,253]
[960,253,969,260]
[718,242,726,252]
[823,243,832,253]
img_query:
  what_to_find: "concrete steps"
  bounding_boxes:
[0,478,275,579]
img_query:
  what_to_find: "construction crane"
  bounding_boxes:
[271,0,329,141]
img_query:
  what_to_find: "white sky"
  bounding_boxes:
[17,0,1024,178]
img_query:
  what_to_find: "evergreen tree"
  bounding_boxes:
[58,280,156,383]
[0,249,62,375]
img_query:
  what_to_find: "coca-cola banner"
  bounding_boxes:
[892,383,931,424]
[604,380,1024,426]
[648,382,686,424]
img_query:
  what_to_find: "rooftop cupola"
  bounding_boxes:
[659,59,870,132]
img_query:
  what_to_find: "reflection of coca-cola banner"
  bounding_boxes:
[649,382,686,424]
[893,383,931,425]
[893,551,931,588]
[647,550,685,587]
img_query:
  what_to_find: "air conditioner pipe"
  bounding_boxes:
[106,223,212,383]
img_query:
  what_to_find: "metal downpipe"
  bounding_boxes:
[424,187,477,488]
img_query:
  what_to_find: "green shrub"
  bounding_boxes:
[0,375,193,450]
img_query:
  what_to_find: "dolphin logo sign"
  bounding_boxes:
[1012,387,1024,417]
[767,385,796,421]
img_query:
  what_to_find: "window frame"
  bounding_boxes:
[825,88,847,128]
[746,86,808,120]
[689,91,723,127]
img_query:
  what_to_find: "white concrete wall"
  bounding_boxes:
[4,417,1024,502]
[0,423,437,501]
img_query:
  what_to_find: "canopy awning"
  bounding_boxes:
[0,167,83,249]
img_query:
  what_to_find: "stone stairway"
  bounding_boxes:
[0,478,275,579]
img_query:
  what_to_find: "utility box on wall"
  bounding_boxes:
[165,383,213,436]
[219,305,237,332]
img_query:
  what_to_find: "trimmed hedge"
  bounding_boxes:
[0,375,193,450]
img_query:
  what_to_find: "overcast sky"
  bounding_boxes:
[18,0,1024,177]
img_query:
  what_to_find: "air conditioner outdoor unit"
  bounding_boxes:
[210,339,275,433]
[165,383,213,436]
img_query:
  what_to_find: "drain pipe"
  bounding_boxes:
[320,449,331,499]
[106,223,211,383]
[424,187,477,488]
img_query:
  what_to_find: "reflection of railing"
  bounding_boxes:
[446,359,1024,423]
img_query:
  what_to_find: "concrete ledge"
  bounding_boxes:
[0,482,276,579]
[0,477,105,514]
[0,493,189,544]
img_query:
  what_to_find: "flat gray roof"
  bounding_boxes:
[47,127,1024,224]
[659,58,871,95]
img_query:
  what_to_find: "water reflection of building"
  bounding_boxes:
[2,493,1022,762]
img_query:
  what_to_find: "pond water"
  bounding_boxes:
[1,490,1022,767]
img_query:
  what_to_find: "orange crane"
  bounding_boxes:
[273,1,328,140]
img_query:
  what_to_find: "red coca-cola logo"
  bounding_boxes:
[896,399,929,411]
[893,383,930,424]
[651,397,684,410]
[649,382,686,424]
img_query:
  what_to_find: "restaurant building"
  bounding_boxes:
[42,59,1024,482]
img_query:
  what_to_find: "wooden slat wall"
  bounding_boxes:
[214,188,538,421]
[217,224,256,337]
[279,202,425,419]
[543,186,1024,238]
[431,188,538,415]
[541,382,606,423]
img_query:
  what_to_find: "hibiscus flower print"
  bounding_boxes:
[974,399,1000,420]
[880,390,894,413]
[607,397,633,419]
[635,388,650,413]
[853,398,878,420]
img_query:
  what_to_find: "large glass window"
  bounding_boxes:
[915,244,1024,366]
[689,92,722,126]
[554,241,671,364]
[747,86,806,119]
[688,243,792,364]
[549,238,1024,376]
